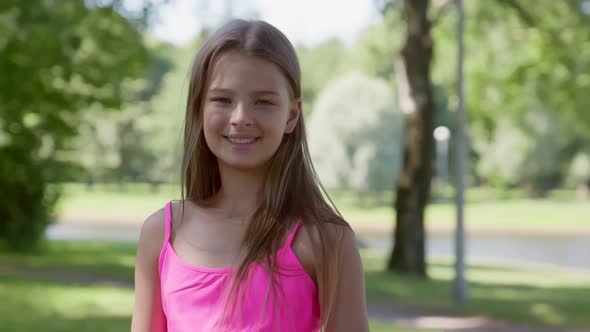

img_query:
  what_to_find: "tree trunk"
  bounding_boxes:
[387,0,434,277]
[576,182,589,201]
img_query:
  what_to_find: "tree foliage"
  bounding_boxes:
[0,0,149,249]
[308,72,403,194]
[72,39,176,185]
[428,0,590,192]
[297,39,349,114]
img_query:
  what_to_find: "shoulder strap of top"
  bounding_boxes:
[164,201,172,243]
[284,219,302,249]
[158,201,173,272]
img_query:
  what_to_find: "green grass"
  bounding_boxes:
[0,275,437,332]
[54,183,176,220]
[424,200,590,228]
[363,249,590,328]
[370,321,440,332]
[333,191,590,229]
[335,200,590,232]
[0,275,134,332]
[54,183,590,230]
[0,241,432,331]
[0,241,137,281]
[2,240,589,330]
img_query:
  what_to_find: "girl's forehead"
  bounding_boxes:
[207,51,289,94]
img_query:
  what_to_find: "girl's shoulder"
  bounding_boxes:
[296,221,353,249]
[291,222,315,278]
[137,200,186,258]
[292,220,354,282]
[136,205,167,266]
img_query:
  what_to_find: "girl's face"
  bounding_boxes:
[202,51,301,171]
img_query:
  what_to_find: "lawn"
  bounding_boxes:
[0,275,433,332]
[0,276,133,332]
[0,241,432,331]
[54,183,590,231]
[1,241,589,331]
[0,276,431,331]
[363,249,590,328]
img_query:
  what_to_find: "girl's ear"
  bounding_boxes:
[285,98,302,134]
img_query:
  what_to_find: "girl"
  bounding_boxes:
[131,19,369,332]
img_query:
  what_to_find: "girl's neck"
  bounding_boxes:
[213,163,266,221]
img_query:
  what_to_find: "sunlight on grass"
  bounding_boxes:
[55,183,590,229]
[0,277,133,332]
[429,259,590,288]
[530,303,565,325]
[426,200,590,227]
[46,284,133,319]
[361,249,590,328]
[0,275,420,332]
[0,241,137,281]
[370,320,441,332]
[2,240,590,329]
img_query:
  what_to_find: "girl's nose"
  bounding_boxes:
[230,102,253,127]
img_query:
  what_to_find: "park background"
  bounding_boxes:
[1,0,589,331]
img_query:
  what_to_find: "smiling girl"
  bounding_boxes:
[130,19,369,332]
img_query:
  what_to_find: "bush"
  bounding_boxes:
[307,72,403,193]
[0,153,60,251]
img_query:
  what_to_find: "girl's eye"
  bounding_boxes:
[256,99,275,106]
[211,97,231,104]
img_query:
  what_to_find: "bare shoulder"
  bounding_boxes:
[137,205,167,261]
[291,222,316,279]
[293,219,368,331]
[292,220,356,282]
[299,221,355,250]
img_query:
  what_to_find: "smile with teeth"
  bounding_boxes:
[225,136,259,144]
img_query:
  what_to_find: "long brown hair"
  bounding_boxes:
[179,19,350,329]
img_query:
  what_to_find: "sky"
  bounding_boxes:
[140,0,380,47]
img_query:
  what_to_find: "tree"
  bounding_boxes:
[383,0,590,275]
[569,152,590,200]
[472,119,531,189]
[139,35,208,186]
[0,0,149,250]
[297,39,349,115]
[384,0,437,276]
[452,0,590,194]
[349,6,404,82]
[73,39,175,186]
[308,72,403,197]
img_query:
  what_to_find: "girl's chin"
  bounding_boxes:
[216,154,273,171]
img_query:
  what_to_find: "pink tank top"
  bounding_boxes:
[157,201,321,331]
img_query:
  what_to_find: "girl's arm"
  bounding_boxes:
[325,227,370,332]
[131,210,167,332]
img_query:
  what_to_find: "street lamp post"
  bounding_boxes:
[434,126,451,199]
[454,0,468,306]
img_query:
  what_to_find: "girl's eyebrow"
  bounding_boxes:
[252,90,280,96]
[208,88,233,94]
[208,88,280,96]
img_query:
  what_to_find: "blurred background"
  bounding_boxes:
[1,0,589,331]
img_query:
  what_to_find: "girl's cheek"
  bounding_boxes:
[205,111,226,126]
